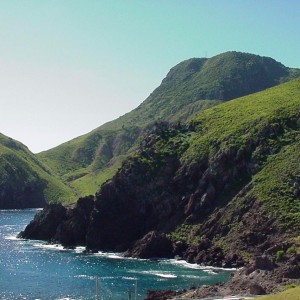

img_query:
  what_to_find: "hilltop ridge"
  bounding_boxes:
[37,51,300,199]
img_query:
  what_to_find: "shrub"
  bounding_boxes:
[275,250,285,262]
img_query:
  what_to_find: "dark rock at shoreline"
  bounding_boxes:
[18,196,95,246]
[18,204,67,241]
[178,252,300,299]
[181,242,244,268]
[125,231,173,259]
[249,283,266,295]
[54,196,95,247]
[245,255,275,274]
[145,289,184,300]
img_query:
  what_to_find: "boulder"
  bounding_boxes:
[251,255,275,271]
[125,231,173,259]
[145,289,183,300]
[249,283,266,295]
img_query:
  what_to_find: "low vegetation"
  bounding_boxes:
[257,286,300,300]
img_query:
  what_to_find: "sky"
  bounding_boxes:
[0,0,299,153]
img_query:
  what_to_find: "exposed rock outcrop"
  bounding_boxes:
[125,231,173,259]
[177,253,300,298]
[19,196,95,247]
[18,204,67,241]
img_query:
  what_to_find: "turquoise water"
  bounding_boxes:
[0,209,232,300]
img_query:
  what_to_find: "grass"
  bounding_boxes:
[168,224,201,245]
[70,156,125,196]
[256,286,300,300]
[251,141,300,230]
[0,133,75,205]
[183,78,300,164]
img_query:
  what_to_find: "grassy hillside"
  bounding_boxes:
[0,133,75,208]
[91,79,300,255]
[257,286,300,300]
[175,78,300,242]
[38,52,300,197]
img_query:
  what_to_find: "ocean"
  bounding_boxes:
[0,209,232,300]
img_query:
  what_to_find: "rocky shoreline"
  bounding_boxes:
[145,254,300,299]
[18,201,244,268]
[19,202,300,300]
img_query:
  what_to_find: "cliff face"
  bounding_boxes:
[20,80,300,275]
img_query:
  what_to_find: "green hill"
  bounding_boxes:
[0,133,75,208]
[20,79,300,296]
[94,79,300,251]
[38,51,300,197]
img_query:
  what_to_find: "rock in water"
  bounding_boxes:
[18,204,67,241]
[125,231,173,259]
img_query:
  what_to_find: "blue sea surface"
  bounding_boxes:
[0,209,232,300]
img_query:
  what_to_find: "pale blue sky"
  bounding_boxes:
[0,0,299,152]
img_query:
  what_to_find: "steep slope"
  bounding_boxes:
[88,79,300,253]
[20,79,300,296]
[22,79,300,251]
[0,133,75,208]
[38,52,300,197]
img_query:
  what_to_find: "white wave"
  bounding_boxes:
[202,269,218,275]
[107,253,123,259]
[167,259,239,271]
[4,235,22,241]
[134,270,177,278]
[74,246,85,253]
[93,251,123,259]
[167,259,203,269]
[154,273,177,278]
[32,243,88,253]
[32,243,66,251]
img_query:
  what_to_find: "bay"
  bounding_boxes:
[0,209,232,300]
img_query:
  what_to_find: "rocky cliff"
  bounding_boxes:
[19,79,300,296]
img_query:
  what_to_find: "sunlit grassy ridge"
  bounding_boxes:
[184,78,300,164]
[38,52,300,197]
